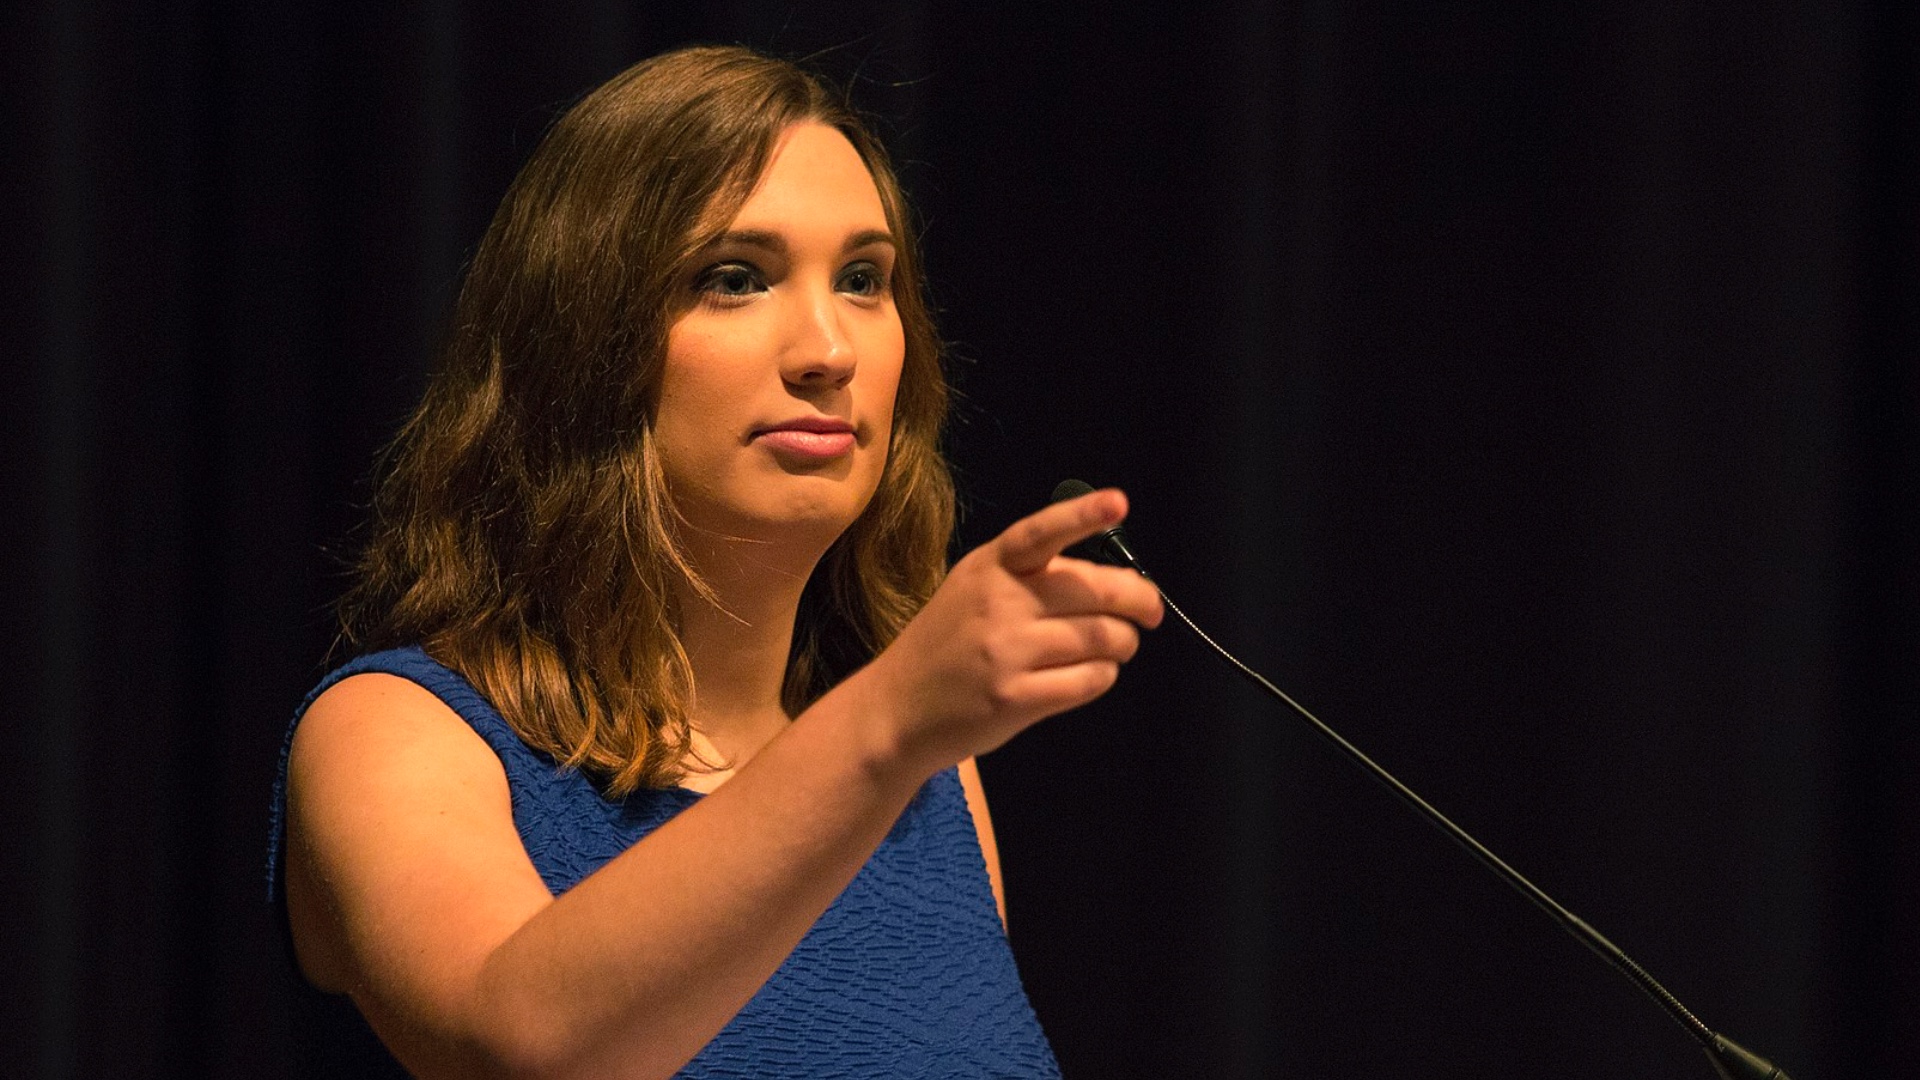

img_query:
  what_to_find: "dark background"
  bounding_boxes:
[4,2,1914,1077]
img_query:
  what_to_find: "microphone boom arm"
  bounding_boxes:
[1050,479,1792,1080]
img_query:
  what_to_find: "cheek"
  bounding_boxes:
[654,330,743,476]
[864,317,907,435]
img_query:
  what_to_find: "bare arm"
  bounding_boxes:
[284,488,1161,1079]
[957,757,1007,928]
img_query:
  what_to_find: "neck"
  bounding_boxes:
[672,529,826,787]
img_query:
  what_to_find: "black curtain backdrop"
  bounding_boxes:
[5,3,1914,1078]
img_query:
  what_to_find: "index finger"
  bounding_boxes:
[996,488,1129,576]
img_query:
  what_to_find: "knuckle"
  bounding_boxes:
[1012,517,1048,554]
[984,675,1021,714]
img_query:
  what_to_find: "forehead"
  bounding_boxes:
[724,123,890,233]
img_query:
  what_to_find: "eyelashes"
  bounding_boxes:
[690,259,892,308]
[693,262,765,302]
[835,261,887,298]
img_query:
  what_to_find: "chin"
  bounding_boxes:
[699,476,879,544]
[768,484,876,538]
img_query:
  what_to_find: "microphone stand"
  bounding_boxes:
[1056,481,1793,1080]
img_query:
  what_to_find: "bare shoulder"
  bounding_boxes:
[287,673,514,872]
[290,672,502,796]
[284,672,552,1007]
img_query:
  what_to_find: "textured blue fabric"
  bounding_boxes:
[268,645,1061,1078]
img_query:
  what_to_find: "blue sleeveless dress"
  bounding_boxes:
[267,646,1061,1078]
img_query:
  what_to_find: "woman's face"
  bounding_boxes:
[655,122,905,555]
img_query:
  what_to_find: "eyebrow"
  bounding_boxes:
[707,228,897,254]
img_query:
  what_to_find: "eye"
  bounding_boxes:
[693,262,766,303]
[836,260,889,299]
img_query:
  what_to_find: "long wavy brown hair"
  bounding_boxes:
[337,46,954,796]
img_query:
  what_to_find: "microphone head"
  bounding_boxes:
[1051,478,1096,504]
[1050,478,1145,574]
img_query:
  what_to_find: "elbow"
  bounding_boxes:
[435,986,686,1080]
[469,1028,571,1080]
[376,946,701,1080]
[369,991,601,1080]
[440,1006,601,1080]
[470,1034,685,1080]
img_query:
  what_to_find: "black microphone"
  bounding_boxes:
[1049,478,1792,1080]
[1051,479,1146,572]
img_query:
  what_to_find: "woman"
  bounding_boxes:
[270,45,1161,1078]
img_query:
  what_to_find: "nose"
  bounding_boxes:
[780,285,856,389]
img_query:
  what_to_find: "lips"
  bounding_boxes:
[752,416,857,460]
